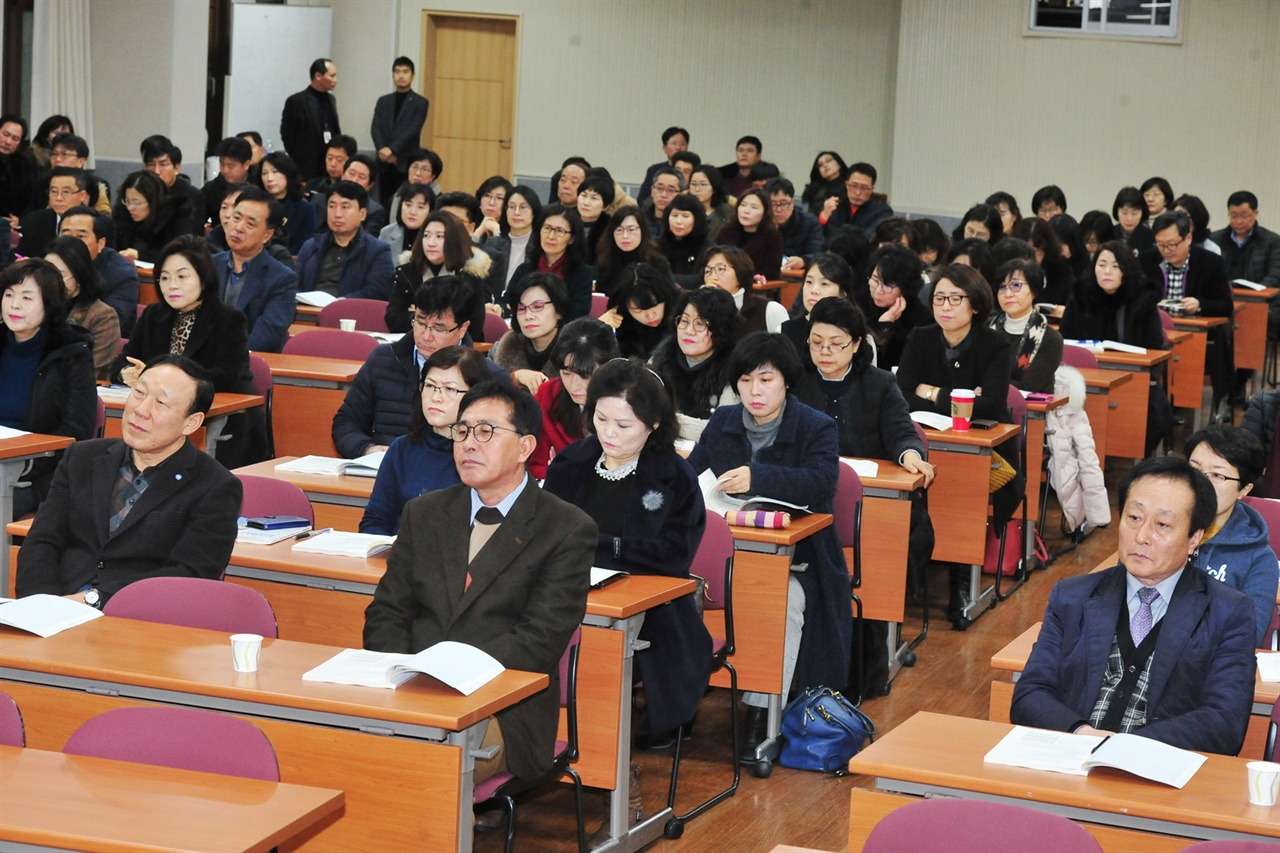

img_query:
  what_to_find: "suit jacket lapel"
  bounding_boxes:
[1082,566,1126,703]
[451,484,538,622]
[93,442,128,544]
[1146,567,1206,711]
[108,441,198,540]
[437,488,472,615]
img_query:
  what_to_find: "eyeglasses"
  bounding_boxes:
[541,224,570,238]
[449,422,523,443]
[1190,466,1241,485]
[1156,238,1188,251]
[124,199,148,209]
[507,202,531,214]
[998,280,1026,293]
[676,315,708,333]
[652,184,680,195]
[689,180,711,191]
[614,225,642,237]
[704,263,731,278]
[845,181,873,192]
[770,199,793,210]
[49,187,83,198]
[411,315,461,336]
[868,273,896,293]
[808,339,854,353]
[515,300,549,316]
[481,192,505,205]
[423,382,465,399]
[932,293,969,306]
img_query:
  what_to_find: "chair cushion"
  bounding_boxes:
[473,771,515,803]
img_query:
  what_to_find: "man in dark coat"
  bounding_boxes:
[213,188,297,353]
[822,161,893,240]
[280,58,341,183]
[16,166,91,257]
[766,177,824,264]
[295,182,394,301]
[370,56,429,209]
[58,205,140,336]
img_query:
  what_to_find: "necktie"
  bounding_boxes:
[1131,587,1159,645]
[467,507,505,590]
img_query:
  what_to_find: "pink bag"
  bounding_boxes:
[982,520,1048,576]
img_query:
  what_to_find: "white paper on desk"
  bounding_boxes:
[276,452,384,477]
[134,261,154,271]
[840,458,879,479]
[909,411,952,431]
[295,291,339,307]
[590,567,628,589]
[0,426,32,440]
[985,726,1206,788]
[292,531,394,557]
[0,594,103,638]
[366,332,405,344]
[302,642,503,694]
[1063,339,1147,355]
[985,726,1101,775]
[1234,278,1267,291]
[237,525,311,546]
[696,469,809,516]
[95,385,132,400]
[1258,652,1280,682]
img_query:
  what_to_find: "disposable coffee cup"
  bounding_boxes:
[950,389,976,431]
[1258,651,1280,682]
[230,633,263,673]
[1247,760,1280,806]
[339,318,357,332]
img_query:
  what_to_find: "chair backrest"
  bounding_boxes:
[864,797,1103,852]
[691,509,734,613]
[1182,842,1280,853]
[136,303,146,321]
[1269,605,1280,653]
[559,626,581,706]
[483,311,510,343]
[317,298,390,332]
[283,327,379,360]
[0,689,24,747]
[237,474,315,524]
[1268,696,1280,761]
[247,354,274,456]
[94,396,106,439]
[64,706,279,781]
[104,577,279,638]
[1158,307,1175,331]
[913,421,929,453]
[1242,496,1280,565]
[1060,344,1098,369]
[589,292,607,319]
[834,463,863,551]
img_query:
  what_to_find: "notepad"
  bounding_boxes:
[590,567,628,589]
[0,594,103,638]
[276,452,385,478]
[0,426,32,440]
[984,726,1205,788]
[302,642,504,693]
[292,531,394,557]
[909,411,953,431]
[697,469,809,516]
[237,525,311,546]
[1234,278,1267,291]
[840,458,879,479]
[295,291,339,307]
[96,385,132,400]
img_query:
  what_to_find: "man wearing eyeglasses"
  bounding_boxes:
[16,166,90,257]
[641,166,683,237]
[820,161,893,240]
[767,178,823,273]
[365,380,596,792]
[332,276,507,458]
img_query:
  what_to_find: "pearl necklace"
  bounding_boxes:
[594,452,638,481]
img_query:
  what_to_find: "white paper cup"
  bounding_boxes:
[230,633,263,673]
[1258,652,1280,682]
[1247,760,1280,806]
[339,318,357,332]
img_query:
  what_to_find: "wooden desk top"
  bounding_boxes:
[848,711,1280,839]
[923,421,1020,448]
[296,304,322,317]
[852,458,924,493]
[586,575,696,619]
[1076,368,1133,390]
[102,392,264,419]
[0,432,74,461]
[1234,286,1280,302]
[1095,349,1173,369]
[756,280,789,291]
[1166,329,1192,344]
[252,351,363,382]
[233,457,376,499]
[1027,395,1069,414]
[0,745,344,853]
[729,512,833,546]
[1172,315,1230,330]
[0,617,547,731]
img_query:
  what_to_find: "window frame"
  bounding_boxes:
[1025,0,1183,43]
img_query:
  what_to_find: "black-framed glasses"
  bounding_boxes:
[676,315,708,333]
[1191,466,1241,485]
[807,339,854,353]
[423,382,465,399]
[931,293,969,306]
[449,423,523,443]
[412,315,461,336]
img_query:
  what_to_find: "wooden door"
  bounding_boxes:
[420,13,517,194]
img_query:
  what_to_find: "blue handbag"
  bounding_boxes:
[778,686,875,774]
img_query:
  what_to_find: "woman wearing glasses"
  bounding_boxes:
[507,204,594,319]
[780,252,853,364]
[112,171,195,263]
[649,286,741,441]
[701,245,787,334]
[687,165,733,237]
[485,186,542,295]
[714,187,783,280]
[857,243,931,371]
[359,346,489,535]
[490,272,572,394]
[527,317,620,480]
[593,205,671,301]
[989,259,1063,393]
[385,211,492,338]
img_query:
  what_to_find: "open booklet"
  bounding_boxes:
[984,726,1206,789]
[302,641,504,694]
[697,469,809,516]
[292,531,394,558]
[295,291,339,308]
[1063,338,1147,355]
[276,452,385,478]
[0,594,103,638]
[909,411,952,432]
[1234,278,1267,292]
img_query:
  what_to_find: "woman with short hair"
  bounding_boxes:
[648,286,741,441]
[951,204,1003,245]
[113,171,192,263]
[714,187,783,280]
[658,194,713,290]
[858,243,932,370]
[688,165,733,237]
[701,245,787,334]
[990,259,1063,393]
[490,272,573,394]
[507,204,594,319]
[606,263,680,360]
[379,182,435,257]
[801,150,848,218]
[594,205,671,301]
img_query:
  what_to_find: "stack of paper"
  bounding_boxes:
[302,641,504,694]
[1234,278,1267,291]
[292,531,395,557]
[840,458,880,479]
[276,452,385,478]
[296,291,339,308]
[909,411,952,431]
[0,595,103,637]
[984,726,1205,788]
[0,426,32,440]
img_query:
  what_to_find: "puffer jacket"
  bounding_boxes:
[1046,365,1110,534]
[385,246,493,338]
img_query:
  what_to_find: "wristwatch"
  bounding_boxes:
[83,588,102,610]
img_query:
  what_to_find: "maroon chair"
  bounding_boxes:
[1183,842,1280,853]
[283,328,378,361]
[990,387,1031,602]
[590,293,607,319]
[864,797,1102,852]
[248,354,275,457]
[64,706,279,781]
[1060,344,1099,369]
[317,298,390,332]
[94,396,106,439]
[104,577,278,638]
[483,312,510,344]
[834,463,866,701]
[0,689,24,747]
[237,474,315,524]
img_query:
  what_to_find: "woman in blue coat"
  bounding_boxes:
[543,358,712,748]
[688,332,851,763]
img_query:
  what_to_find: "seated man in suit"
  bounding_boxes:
[1011,455,1256,756]
[47,134,111,214]
[332,275,507,458]
[58,205,140,336]
[16,354,242,608]
[295,181,394,301]
[16,166,90,257]
[213,187,298,353]
[821,161,893,240]
[767,177,824,271]
[364,380,596,786]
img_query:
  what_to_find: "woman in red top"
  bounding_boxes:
[527,317,620,479]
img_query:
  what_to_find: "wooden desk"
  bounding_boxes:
[0,745,344,853]
[849,712,1280,842]
[757,278,800,308]
[101,391,264,458]
[1025,396,1068,529]
[0,432,74,598]
[1076,368,1132,460]
[294,303,321,324]
[0,617,546,853]
[1094,348,1172,460]
[252,352,363,458]
[718,514,833,773]
[1170,317,1229,429]
[1234,286,1279,379]
[232,456,374,531]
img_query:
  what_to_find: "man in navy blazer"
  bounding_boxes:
[295,181,393,301]
[213,188,297,353]
[1011,456,1255,755]
[370,57,428,208]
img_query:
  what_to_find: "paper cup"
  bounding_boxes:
[950,389,976,431]
[230,633,263,673]
[1258,652,1280,682]
[1248,761,1280,806]
[339,319,357,332]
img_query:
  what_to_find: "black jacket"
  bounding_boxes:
[660,234,713,290]
[113,195,199,264]
[823,197,893,239]
[649,336,735,421]
[280,87,341,181]
[370,90,429,166]
[896,324,1012,423]
[779,208,824,261]
[796,364,924,461]
[385,247,496,339]
[1138,244,1233,318]
[94,248,141,337]
[857,292,934,371]
[16,208,57,257]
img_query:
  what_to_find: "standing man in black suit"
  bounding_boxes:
[364,382,596,787]
[371,56,429,209]
[16,354,242,607]
[280,58,341,183]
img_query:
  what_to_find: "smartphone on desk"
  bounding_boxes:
[970,419,999,430]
